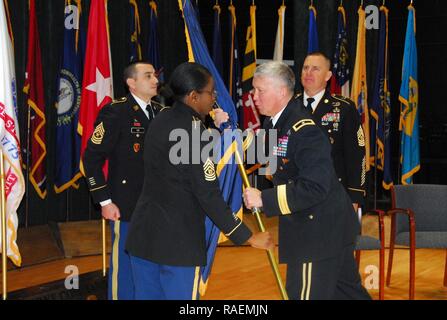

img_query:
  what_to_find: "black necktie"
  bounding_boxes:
[146,104,154,121]
[306,97,315,111]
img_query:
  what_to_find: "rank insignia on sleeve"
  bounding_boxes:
[357,126,365,146]
[91,122,105,145]
[203,158,216,181]
[133,143,140,153]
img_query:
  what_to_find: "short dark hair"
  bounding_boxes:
[164,62,212,101]
[305,52,332,70]
[123,61,153,86]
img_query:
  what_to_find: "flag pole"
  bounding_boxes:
[234,148,288,300]
[1,149,8,300]
[373,120,378,209]
[25,106,31,228]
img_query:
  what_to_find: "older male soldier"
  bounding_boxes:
[83,61,165,300]
[243,61,371,300]
[300,52,366,211]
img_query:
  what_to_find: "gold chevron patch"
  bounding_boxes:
[91,122,105,145]
[203,158,216,181]
[357,126,365,147]
[293,119,315,132]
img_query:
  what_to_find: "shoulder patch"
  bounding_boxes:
[331,94,352,106]
[292,119,315,132]
[111,97,127,105]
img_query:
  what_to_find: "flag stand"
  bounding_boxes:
[234,148,288,300]
[1,149,8,300]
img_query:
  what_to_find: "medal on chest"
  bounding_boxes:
[273,134,289,157]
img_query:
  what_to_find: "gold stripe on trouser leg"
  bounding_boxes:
[300,263,307,300]
[305,263,312,300]
[191,266,200,300]
[112,221,120,300]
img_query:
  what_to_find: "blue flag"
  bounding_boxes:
[178,0,243,297]
[370,6,393,189]
[330,5,350,96]
[399,5,419,185]
[212,3,223,79]
[308,5,319,53]
[147,1,163,81]
[54,0,84,193]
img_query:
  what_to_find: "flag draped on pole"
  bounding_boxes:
[24,0,47,199]
[351,5,370,172]
[330,5,350,97]
[178,0,244,297]
[370,5,393,190]
[399,4,419,185]
[212,3,223,79]
[129,0,142,62]
[241,4,260,131]
[78,0,113,170]
[273,3,286,61]
[147,1,163,81]
[227,3,242,114]
[54,0,84,193]
[307,4,319,54]
[0,0,25,266]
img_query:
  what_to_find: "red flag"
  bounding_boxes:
[78,0,113,166]
[241,5,260,131]
[23,0,46,199]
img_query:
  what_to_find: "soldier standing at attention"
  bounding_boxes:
[83,61,164,300]
[300,52,366,211]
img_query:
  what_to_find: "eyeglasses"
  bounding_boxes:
[198,89,218,98]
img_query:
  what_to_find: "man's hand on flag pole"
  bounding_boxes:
[210,107,229,128]
[243,187,263,209]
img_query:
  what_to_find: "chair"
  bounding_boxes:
[355,209,386,300]
[387,184,447,300]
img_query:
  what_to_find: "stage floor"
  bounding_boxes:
[1,214,446,300]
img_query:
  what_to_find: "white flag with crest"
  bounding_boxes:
[0,0,25,266]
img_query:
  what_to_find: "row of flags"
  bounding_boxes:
[213,2,419,189]
[0,0,420,267]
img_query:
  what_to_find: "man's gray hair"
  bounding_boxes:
[254,61,295,94]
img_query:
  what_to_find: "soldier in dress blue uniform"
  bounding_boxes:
[243,61,370,300]
[300,52,366,211]
[83,61,166,300]
[125,62,274,300]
